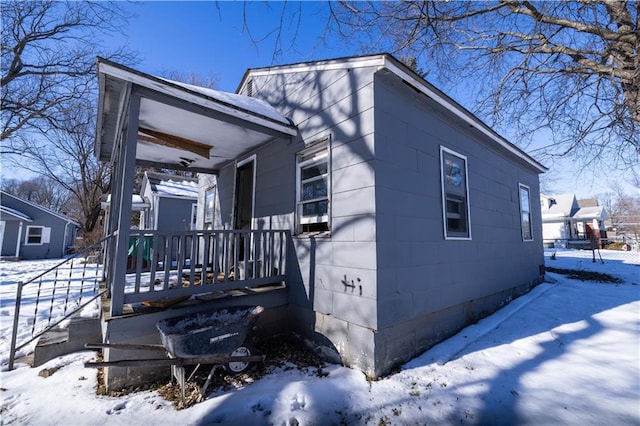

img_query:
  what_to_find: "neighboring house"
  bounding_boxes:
[541,193,608,247]
[139,171,198,232]
[95,53,547,389]
[0,191,79,259]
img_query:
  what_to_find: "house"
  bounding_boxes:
[94,54,546,389]
[541,193,608,247]
[138,171,198,232]
[0,191,79,259]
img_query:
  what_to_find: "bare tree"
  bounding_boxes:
[1,0,133,150]
[329,1,639,173]
[600,184,640,244]
[1,0,134,243]
[11,99,111,236]
[1,176,69,211]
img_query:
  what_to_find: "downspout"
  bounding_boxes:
[63,222,71,256]
[15,222,23,258]
[153,194,159,230]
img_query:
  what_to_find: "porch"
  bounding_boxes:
[93,58,300,389]
[98,228,294,390]
[96,57,298,311]
[104,228,290,316]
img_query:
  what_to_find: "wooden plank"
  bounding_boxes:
[138,127,211,159]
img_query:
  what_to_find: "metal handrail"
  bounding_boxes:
[7,235,114,370]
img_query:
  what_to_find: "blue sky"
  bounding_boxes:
[117,1,356,92]
[110,1,636,198]
[0,1,625,198]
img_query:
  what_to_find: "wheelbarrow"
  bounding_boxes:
[85,305,265,403]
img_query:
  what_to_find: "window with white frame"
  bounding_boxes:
[25,226,50,245]
[519,183,533,241]
[296,138,330,234]
[204,186,216,229]
[440,146,471,239]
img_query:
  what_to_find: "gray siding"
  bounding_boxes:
[197,61,544,377]
[1,221,20,257]
[372,70,544,372]
[155,197,195,233]
[230,66,381,372]
[0,192,77,259]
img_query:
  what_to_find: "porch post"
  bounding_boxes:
[103,82,132,286]
[110,93,140,316]
[15,222,23,258]
[104,146,123,290]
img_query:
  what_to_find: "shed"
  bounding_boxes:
[139,171,198,232]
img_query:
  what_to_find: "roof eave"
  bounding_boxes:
[382,56,547,174]
[97,58,297,138]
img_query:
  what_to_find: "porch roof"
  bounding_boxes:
[95,58,298,174]
[0,205,32,222]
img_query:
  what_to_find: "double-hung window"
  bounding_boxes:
[25,226,50,245]
[440,146,471,239]
[296,139,330,234]
[519,183,533,241]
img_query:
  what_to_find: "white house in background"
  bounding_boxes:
[139,171,198,232]
[541,193,608,247]
[0,191,79,259]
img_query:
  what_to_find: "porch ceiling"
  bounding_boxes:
[95,58,297,174]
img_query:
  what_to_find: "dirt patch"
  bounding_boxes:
[546,267,622,283]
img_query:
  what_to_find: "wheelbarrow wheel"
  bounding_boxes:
[225,345,255,375]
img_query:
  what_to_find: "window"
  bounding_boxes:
[440,146,471,239]
[25,226,50,245]
[204,186,216,228]
[296,138,330,234]
[519,184,533,241]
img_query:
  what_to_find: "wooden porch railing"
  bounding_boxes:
[111,229,290,313]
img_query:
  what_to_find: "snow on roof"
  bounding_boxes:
[144,172,198,199]
[0,205,33,222]
[577,198,599,208]
[0,191,79,226]
[102,194,150,211]
[542,193,608,222]
[96,58,297,174]
[573,206,608,221]
[161,78,290,126]
[541,193,576,219]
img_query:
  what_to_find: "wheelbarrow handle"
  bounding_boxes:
[85,342,167,351]
[84,354,265,368]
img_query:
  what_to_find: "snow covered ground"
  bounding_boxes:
[1,249,638,425]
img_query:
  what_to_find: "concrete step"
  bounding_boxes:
[33,316,102,367]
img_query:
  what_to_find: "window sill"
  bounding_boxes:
[294,231,331,239]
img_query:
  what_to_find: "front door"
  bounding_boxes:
[234,157,255,260]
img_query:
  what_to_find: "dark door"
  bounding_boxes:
[234,160,254,230]
[234,160,254,260]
